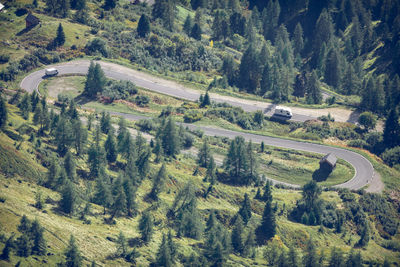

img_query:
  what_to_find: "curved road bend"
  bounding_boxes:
[20,62,383,192]
[20,60,314,122]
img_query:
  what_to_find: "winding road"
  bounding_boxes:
[20,60,383,192]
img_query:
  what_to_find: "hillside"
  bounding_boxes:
[1,0,400,266]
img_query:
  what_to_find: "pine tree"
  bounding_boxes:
[111,178,127,218]
[200,91,210,107]
[33,0,38,8]
[288,246,300,267]
[221,54,237,86]
[190,23,202,40]
[105,131,117,164]
[59,181,77,215]
[198,139,211,167]
[0,235,14,260]
[302,180,322,212]
[262,180,272,202]
[303,238,318,267]
[30,219,47,256]
[55,116,74,156]
[345,249,362,267]
[100,111,112,134]
[19,93,31,120]
[358,221,370,247]
[116,231,127,257]
[64,235,82,267]
[84,62,106,97]
[183,14,193,35]
[306,71,322,104]
[139,211,154,243]
[137,14,151,38]
[152,0,175,31]
[313,9,334,55]
[64,151,76,181]
[16,234,32,257]
[238,44,262,94]
[242,228,256,258]
[160,118,180,157]
[329,247,344,267]
[46,157,59,189]
[72,120,88,156]
[123,178,137,217]
[231,216,244,255]
[293,23,304,55]
[18,215,32,234]
[94,176,111,214]
[155,234,173,267]
[150,164,167,201]
[383,108,400,149]
[238,193,252,224]
[56,23,66,46]
[88,143,106,178]
[0,95,8,130]
[256,199,276,244]
[324,48,341,89]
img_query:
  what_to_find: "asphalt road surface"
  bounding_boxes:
[20,61,382,192]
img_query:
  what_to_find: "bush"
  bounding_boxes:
[136,119,155,133]
[381,146,400,167]
[102,80,137,101]
[134,95,150,107]
[181,132,194,148]
[347,139,369,149]
[85,38,109,57]
[183,110,203,123]
[0,54,10,64]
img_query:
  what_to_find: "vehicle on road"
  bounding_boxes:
[273,106,292,118]
[45,68,58,76]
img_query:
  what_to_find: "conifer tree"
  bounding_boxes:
[94,176,111,214]
[149,163,167,201]
[59,181,77,215]
[137,14,151,38]
[16,234,31,257]
[306,71,322,104]
[160,118,180,157]
[256,198,276,244]
[56,23,66,46]
[358,221,370,247]
[64,151,76,181]
[88,143,106,178]
[46,157,59,189]
[123,178,137,217]
[205,156,217,184]
[383,108,400,148]
[0,235,14,260]
[111,179,127,218]
[198,139,211,167]
[19,93,31,120]
[139,211,154,243]
[346,249,362,267]
[116,231,127,257]
[288,246,300,267]
[155,234,173,267]
[190,23,202,40]
[303,238,318,267]
[238,193,252,224]
[105,131,117,164]
[231,216,244,255]
[64,235,82,267]
[55,116,74,156]
[0,95,7,130]
[238,44,262,94]
[84,62,106,97]
[100,111,112,134]
[18,215,32,234]
[329,247,344,267]
[183,14,193,35]
[30,219,47,256]
[152,0,175,30]
[242,228,256,258]
[199,91,210,107]
[293,23,304,55]
[72,120,87,156]
[324,48,341,89]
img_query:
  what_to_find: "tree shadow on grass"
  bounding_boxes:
[312,167,332,182]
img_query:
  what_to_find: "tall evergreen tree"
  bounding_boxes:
[183,14,193,35]
[84,62,106,97]
[324,48,341,89]
[72,119,88,156]
[256,198,276,244]
[238,193,252,224]
[231,216,244,255]
[64,150,76,181]
[56,23,66,46]
[155,234,173,267]
[105,131,117,164]
[160,118,180,157]
[59,181,78,215]
[94,176,111,214]
[139,211,154,243]
[383,108,400,148]
[293,23,304,55]
[116,231,127,257]
[30,219,47,256]
[64,235,82,267]
[137,14,151,38]
[306,71,322,104]
[190,23,202,40]
[303,238,319,267]
[288,246,300,267]
[238,44,262,94]
[149,164,167,201]
[152,0,175,31]
[221,54,237,86]
[329,247,344,267]
[111,181,127,218]
[87,143,106,178]
[0,95,8,130]
[198,139,212,167]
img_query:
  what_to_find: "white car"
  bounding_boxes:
[45,68,59,76]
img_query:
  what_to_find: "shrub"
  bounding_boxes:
[85,38,109,57]
[381,146,400,167]
[183,110,203,123]
[347,139,369,149]
[134,95,150,107]
[181,132,194,148]
[0,54,10,64]
[102,80,137,101]
[136,119,155,133]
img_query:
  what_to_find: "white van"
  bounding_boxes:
[45,68,58,76]
[273,106,292,118]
